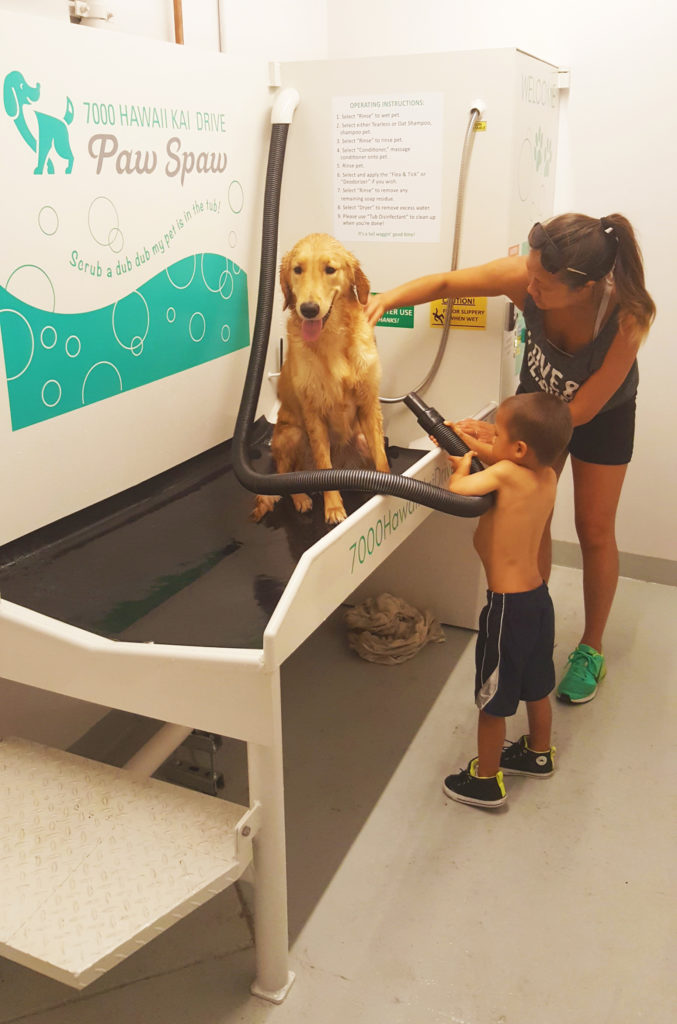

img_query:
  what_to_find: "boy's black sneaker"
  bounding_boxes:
[500,735,555,777]
[442,758,507,808]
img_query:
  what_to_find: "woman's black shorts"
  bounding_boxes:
[516,386,636,465]
[568,396,636,465]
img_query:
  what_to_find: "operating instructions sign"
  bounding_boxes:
[333,93,443,243]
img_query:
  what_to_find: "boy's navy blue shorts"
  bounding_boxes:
[475,583,555,717]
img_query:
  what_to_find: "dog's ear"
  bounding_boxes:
[3,76,19,119]
[352,261,371,305]
[279,250,295,310]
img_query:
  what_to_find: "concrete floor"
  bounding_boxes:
[1,566,675,1024]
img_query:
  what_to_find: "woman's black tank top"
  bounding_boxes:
[519,294,638,412]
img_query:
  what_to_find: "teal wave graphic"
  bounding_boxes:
[0,253,249,431]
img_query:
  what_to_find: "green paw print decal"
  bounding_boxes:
[533,127,552,177]
[534,127,544,172]
[543,137,552,177]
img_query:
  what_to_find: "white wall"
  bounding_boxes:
[4,0,674,566]
[0,1,327,56]
[67,0,327,59]
[0,0,67,17]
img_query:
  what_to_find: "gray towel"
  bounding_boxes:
[344,593,445,665]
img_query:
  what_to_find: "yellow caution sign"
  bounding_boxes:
[430,296,487,330]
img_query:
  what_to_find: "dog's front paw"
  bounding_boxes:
[292,493,313,514]
[324,491,347,525]
[251,494,281,522]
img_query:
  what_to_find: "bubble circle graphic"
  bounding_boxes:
[82,361,123,405]
[5,265,56,312]
[65,335,81,358]
[221,324,231,343]
[199,254,234,300]
[166,307,176,323]
[108,227,125,254]
[201,253,227,293]
[89,196,120,247]
[42,379,62,408]
[228,230,237,248]
[228,180,244,214]
[41,325,58,349]
[189,312,206,342]
[0,309,35,379]
[166,256,196,290]
[220,270,234,299]
[38,206,59,236]
[112,291,149,352]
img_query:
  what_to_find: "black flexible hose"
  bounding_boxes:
[232,122,493,519]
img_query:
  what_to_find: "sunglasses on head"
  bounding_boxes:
[528,222,589,279]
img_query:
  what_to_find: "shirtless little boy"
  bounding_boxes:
[442,392,572,809]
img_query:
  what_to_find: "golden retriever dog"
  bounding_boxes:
[252,233,390,525]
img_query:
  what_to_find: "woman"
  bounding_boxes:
[366,213,655,703]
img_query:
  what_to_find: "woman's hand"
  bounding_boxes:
[447,420,495,466]
[452,418,496,444]
[365,293,388,328]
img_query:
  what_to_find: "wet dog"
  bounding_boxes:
[252,233,389,524]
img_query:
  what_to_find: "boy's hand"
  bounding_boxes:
[448,450,474,473]
[447,450,475,491]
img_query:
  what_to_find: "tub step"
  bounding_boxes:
[0,737,251,989]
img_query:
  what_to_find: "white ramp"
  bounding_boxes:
[0,738,251,989]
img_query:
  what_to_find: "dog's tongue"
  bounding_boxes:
[301,317,323,343]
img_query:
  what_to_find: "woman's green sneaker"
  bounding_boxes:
[556,644,606,703]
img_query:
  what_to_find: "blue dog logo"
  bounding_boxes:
[3,70,74,174]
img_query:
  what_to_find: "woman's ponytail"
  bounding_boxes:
[603,213,656,334]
